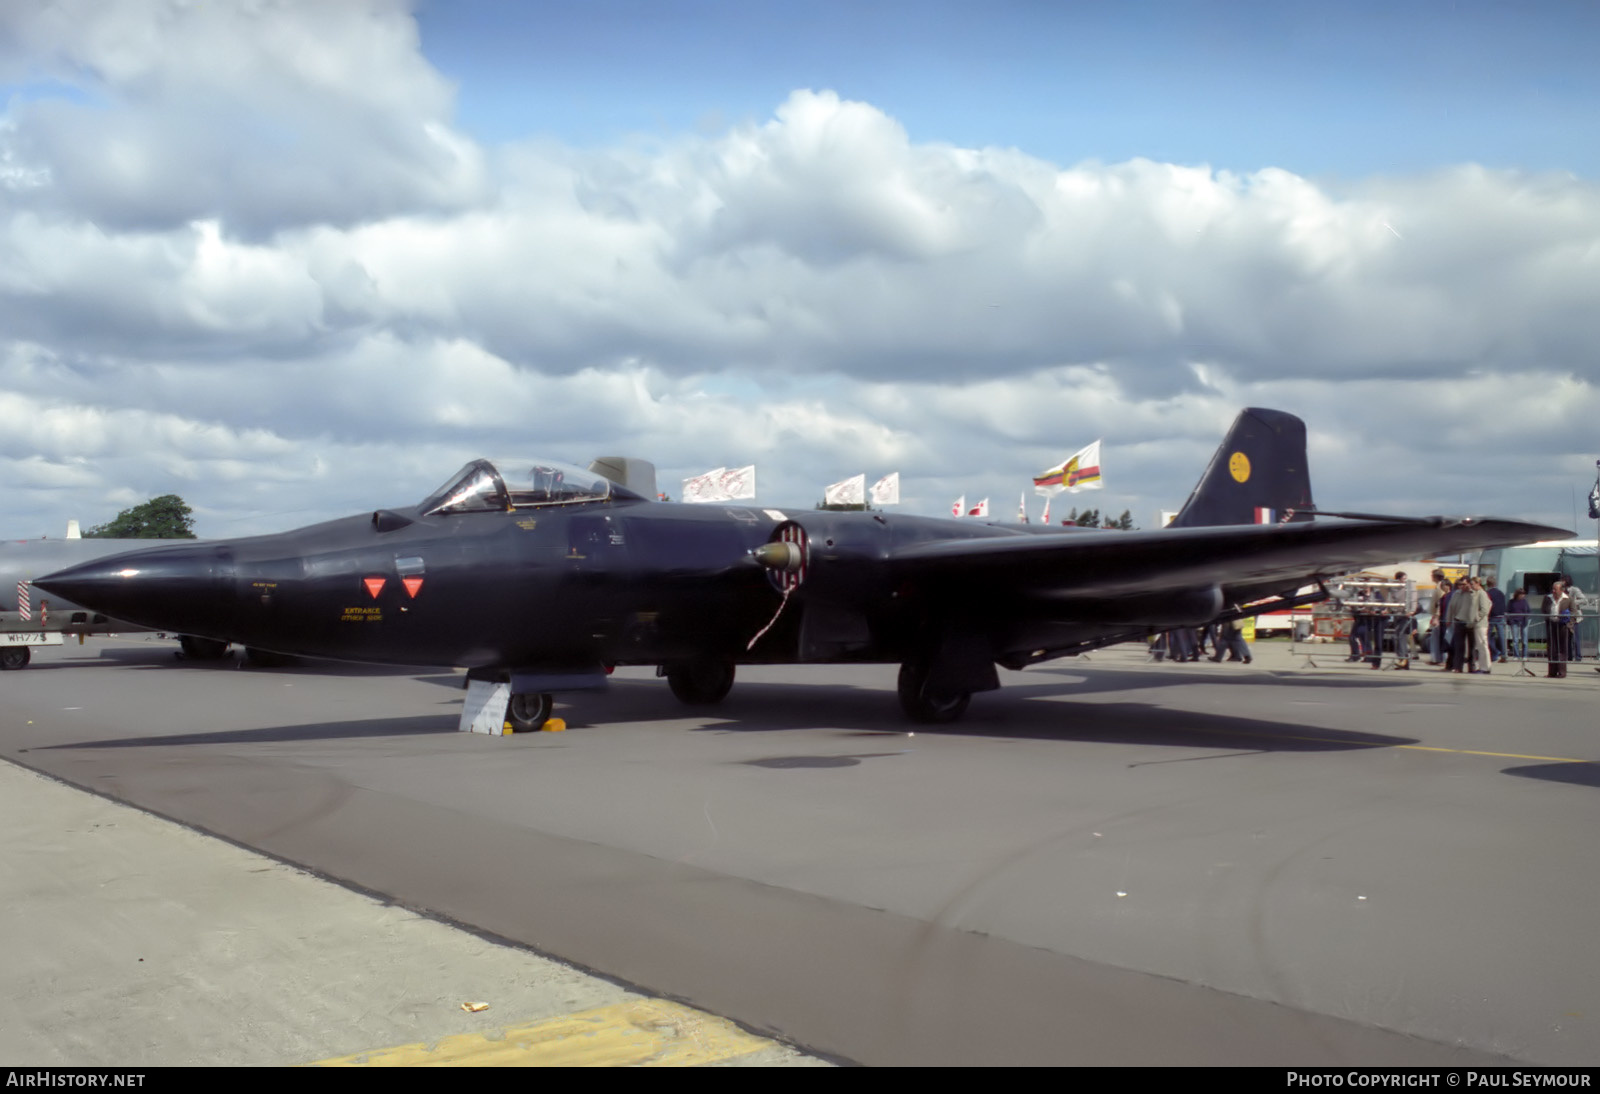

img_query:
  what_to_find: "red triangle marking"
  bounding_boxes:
[402,577,423,598]
[364,577,386,599]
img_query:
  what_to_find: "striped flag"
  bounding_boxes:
[1033,440,1103,495]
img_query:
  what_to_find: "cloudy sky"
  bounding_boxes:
[2,0,1597,539]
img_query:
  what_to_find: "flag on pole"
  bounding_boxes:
[1033,440,1103,495]
[683,465,756,502]
[968,498,989,518]
[1041,498,1051,525]
[1589,460,1600,520]
[824,473,866,506]
[719,465,756,501]
[1018,493,1028,523]
[682,468,726,503]
[869,472,900,506]
[952,495,965,518]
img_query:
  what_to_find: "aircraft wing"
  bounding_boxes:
[886,516,1569,600]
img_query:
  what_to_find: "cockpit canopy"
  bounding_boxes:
[419,459,635,516]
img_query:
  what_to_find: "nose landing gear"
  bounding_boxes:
[506,691,555,732]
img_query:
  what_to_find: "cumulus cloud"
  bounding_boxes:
[0,4,1594,539]
[0,0,484,234]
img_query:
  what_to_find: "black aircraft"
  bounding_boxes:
[36,409,1567,729]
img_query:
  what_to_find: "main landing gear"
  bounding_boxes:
[664,659,736,705]
[178,635,230,661]
[1,646,30,670]
[897,659,971,724]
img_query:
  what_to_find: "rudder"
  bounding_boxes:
[1169,408,1315,528]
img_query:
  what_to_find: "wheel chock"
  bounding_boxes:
[544,718,566,732]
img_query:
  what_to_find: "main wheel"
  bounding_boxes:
[1,646,31,670]
[506,692,554,732]
[897,660,970,724]
[665,660,735,705]
[179,635,230,660]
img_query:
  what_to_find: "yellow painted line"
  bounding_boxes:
[1193,726,1590,765]
[309,999,778,1067]
[1395,744,1586,763]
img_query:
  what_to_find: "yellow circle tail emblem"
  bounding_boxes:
[1229,452,1251,483]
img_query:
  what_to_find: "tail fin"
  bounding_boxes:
[1168,408,1315,528]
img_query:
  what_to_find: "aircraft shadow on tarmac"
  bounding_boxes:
[25,645,448,679]
[1500,761,1600,789]
[26,673,1420,758]
[563,677,1419,755]
[30,715,453,751]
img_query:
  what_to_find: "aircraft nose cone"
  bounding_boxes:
[35,542,238,638]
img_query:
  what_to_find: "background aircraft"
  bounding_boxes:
[36,409,1567,725]
[2,532,235,669]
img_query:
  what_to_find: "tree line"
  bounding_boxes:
[83,495,197,539]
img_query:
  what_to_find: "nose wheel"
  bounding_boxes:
[506,692,554,732]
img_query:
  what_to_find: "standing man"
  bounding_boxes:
[1507,587,1531,661]
[1563,575,1587,663]
[1389,572,1417,669]
[1485,578,1508,663]
[1449,575,1487,673]
[1546,580,1572,678]
[1468,577,1493,674]
[1435,578,1456,669]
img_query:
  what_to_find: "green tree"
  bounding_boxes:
[85,495,197,539]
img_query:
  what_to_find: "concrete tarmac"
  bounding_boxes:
[0,758,820,1066]
[2,635,1597,1066]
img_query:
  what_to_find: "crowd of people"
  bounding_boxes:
[1425,570,1588,678]
[1151,618,1253,664]
[1151,568,1590,680]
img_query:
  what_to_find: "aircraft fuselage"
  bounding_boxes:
[36,499,1069,672]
